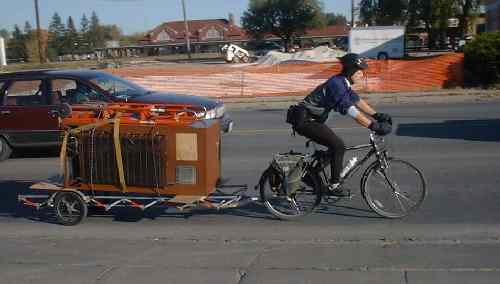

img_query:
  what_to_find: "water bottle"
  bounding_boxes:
[340,157,358,178]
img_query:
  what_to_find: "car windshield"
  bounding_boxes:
[89,73,148,99]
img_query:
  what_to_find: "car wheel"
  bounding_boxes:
[0,137,13,162]
[377,52,389,60]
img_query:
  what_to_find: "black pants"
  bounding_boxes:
[295,122,345,184]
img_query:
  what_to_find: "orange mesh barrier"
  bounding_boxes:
[106,53,464,98]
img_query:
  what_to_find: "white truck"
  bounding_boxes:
[349,26,405,60]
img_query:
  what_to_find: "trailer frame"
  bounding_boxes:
[19,182,258,225]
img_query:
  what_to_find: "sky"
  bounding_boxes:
[0,0,351,35]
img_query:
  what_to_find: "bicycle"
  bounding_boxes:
[257,132,427,220]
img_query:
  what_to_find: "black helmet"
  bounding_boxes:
[339,53,368,70]
[338,53,368,82]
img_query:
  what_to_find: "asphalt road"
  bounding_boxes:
[0,101,499,284]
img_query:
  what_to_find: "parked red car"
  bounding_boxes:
[0,69,233,161]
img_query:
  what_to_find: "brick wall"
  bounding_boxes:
[108,53,464,98]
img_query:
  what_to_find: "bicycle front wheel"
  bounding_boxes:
[258,166,322,220]
[362,158,426,218]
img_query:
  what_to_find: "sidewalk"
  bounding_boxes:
[222,89,500,110]
[1,221,500,284]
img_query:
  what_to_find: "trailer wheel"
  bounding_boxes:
[54,191,88,226]
[241,55,250,63]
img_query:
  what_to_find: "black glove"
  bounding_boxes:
[369,121,392,136]
[372,112,393,125]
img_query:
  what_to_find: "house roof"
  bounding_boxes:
[146,19,247,42]
[143,19,349,44]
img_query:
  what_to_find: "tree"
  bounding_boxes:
[8,25,27,60]
[436,0,456,46]
[79,13,91,52]
[359,0,378,25]
[325,12,347,26]
[464,32,500,86]
[102,25,122,41]
[25,29,48,63]
[80,13,89,34]
[23,21,36,61]
[242,0,325,51]
[0,29,9,41]
[378,0,408,25]
[89,11,105,48]
[360,0,408,26]
[48,12,66,55]
[24,21,33,34]
[407,0,456,48]
[120,32,145,46]
[63,16,78,55]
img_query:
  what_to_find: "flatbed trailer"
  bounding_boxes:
[19,182,256,225]
[17,102,257,225]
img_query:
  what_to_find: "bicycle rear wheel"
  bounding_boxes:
[362,158,426,218]
[258,166,322,220]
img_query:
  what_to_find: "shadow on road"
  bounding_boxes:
[0,181,35,217]
[396,119,500,142]
[0,181,385,224]
[0,180,276,224]
[315,202,383,219]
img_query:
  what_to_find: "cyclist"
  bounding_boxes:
[288,53,392,196]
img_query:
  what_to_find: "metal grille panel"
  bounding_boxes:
[71,131,168,188]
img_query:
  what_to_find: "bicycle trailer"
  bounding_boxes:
[20,103,254,225]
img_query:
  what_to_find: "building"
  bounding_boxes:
[486,0,500,31]
[466,3,487,35]
[96,16,349,58]
[141,17,247,54]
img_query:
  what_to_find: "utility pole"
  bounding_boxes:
[34,0,44,63]
[181,0,192,60]
[351,0,355,27]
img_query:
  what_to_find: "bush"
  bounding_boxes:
[464,32,500,87]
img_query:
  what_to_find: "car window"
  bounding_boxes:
[52,79,106,105]
[4,80,47,106]
[89,74,146,99]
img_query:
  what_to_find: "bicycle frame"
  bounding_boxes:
[310,133,389,188]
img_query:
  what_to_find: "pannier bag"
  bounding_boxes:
[271,152,306,195]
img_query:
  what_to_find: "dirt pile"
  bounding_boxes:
[254,46,346,65]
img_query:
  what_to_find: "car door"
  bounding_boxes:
[0,79,61,147]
